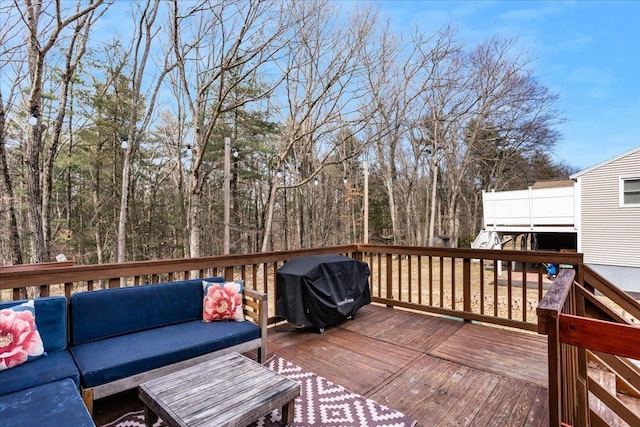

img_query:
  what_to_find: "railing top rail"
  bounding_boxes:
[536,268,576,334]
[0,245,360,289]
[1,243,583,291]
[357,244,583,265]
[0,261,75,273]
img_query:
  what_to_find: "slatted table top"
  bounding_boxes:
[139,352,300,427]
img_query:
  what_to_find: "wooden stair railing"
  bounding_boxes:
[581,265,640,324]
[578,265,640,400]
[538,265,640,427]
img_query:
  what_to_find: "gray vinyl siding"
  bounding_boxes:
[579,150,640,267]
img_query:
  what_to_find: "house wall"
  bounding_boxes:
[578,149,640,290]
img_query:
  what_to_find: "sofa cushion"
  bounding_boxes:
[0,296,67,353]
[0,378,94,427]
[0,349,80,396]
[70,279,223,345]
[0,300,45,370]
[203,280,245,322]
[70,319,260,387]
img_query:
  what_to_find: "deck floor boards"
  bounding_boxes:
[268,304,550,426]
[93,303,551,426]
[340,304,465,352]
[431,321,549,387]
[269,324,422,395]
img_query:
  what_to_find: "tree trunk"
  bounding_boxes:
[26,83,46,262]
[447,191,459,248]
[91,155,104,264]
[0,101,23,265]
[116,148,132,262]
[25,0,46,262]
[384,173,399,244]
[261,182,278,252]
[428,162,439,246]
[188,172,201,258]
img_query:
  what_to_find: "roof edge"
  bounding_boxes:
[571,145,640,179]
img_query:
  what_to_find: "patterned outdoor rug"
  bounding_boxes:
[101,355,417,427]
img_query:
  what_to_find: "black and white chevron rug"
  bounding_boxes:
[101,355,416,427]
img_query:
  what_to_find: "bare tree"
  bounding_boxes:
[170,0,301,257]
[116,0,175,263]
[20,0,106,262]
[364,25,462,246]
[261,1,377,251]
[0,3,28,264]
[437,36,562,247]
[41,3,107,261]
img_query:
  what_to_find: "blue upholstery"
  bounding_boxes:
[0,379,94,427]
[70,319,260,387]
[0,350,80,396]
[0,296,68,353]
[70,279,219,344]
[0,296,78,397]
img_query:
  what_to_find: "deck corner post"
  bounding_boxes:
[547,314,562,427]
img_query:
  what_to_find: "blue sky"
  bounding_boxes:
[92,1,638,171]
[374,0,640,170]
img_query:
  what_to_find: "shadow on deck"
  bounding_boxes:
[94,303,550,426]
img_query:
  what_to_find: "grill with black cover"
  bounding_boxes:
[276,254,371,331]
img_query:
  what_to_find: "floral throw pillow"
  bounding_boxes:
[202,281,244,322]
[0,300,45,371]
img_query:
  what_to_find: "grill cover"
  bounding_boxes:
[276,254,371,328]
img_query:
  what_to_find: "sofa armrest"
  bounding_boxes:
[243,288,268,362]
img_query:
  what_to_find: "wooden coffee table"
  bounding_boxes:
[139,352,300,427]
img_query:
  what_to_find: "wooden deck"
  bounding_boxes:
[93,303,550,426]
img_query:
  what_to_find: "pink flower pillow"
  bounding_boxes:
[202,281,244,322]
[0,300,45,371]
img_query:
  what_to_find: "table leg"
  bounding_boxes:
[144,404,158,427]
[282,399,295,425]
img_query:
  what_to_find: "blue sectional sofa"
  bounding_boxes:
[68,278,268,412]
[0,297,94,426]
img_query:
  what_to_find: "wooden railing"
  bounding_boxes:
[5,245,639,425]
[1,244,581,332]
[537,265,640,427]
[360,244,582,331]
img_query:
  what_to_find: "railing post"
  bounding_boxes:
[537,269,576,427]
[547,314,562,427]
[463,258,471,317]
[575,289,589,427]
[386,253,393,304]
[64,282,73,299]
[224,266,234,282]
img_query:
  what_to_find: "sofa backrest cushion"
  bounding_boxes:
[0,296,67,353]
[69,278,224,345]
